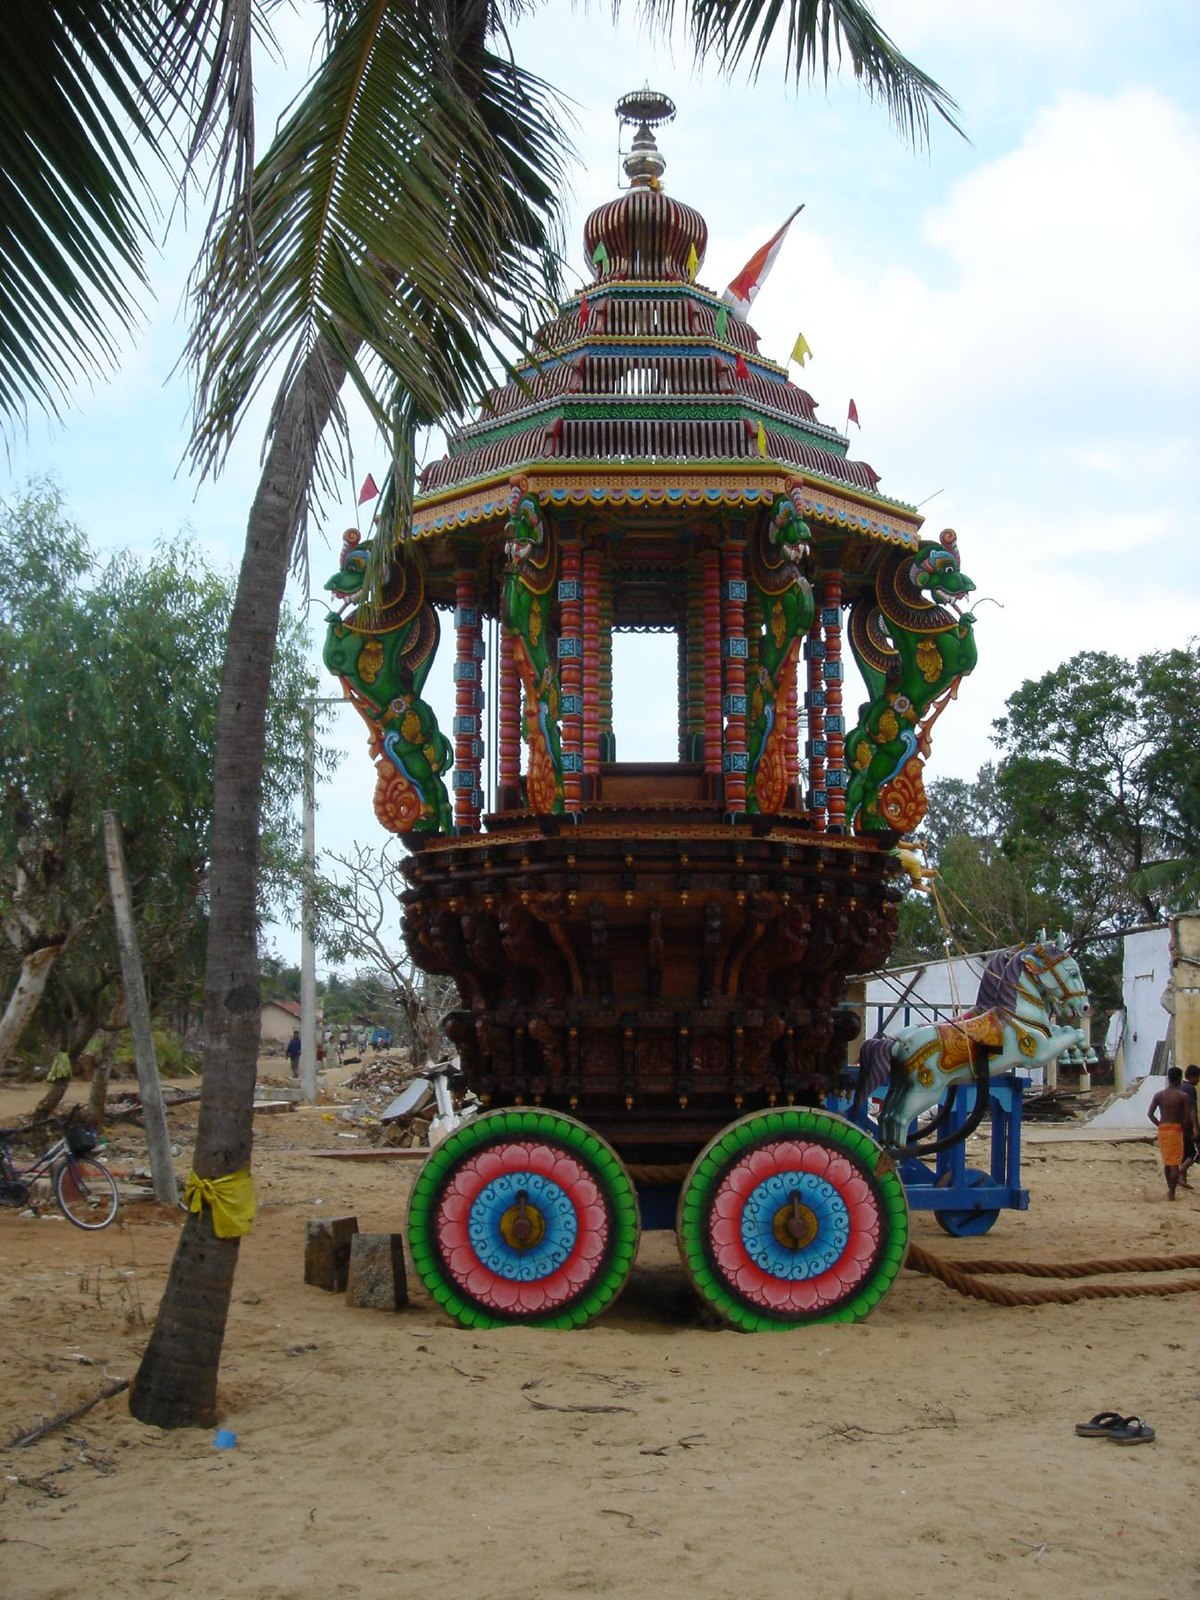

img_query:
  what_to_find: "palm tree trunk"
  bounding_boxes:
[130,339,348,1428]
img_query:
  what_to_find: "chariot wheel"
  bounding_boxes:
[407,1109,640,1329]
[677,1108,909,1330]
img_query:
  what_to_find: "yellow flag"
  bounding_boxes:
[685,242,699,280]
[756,420,768,458]
[790,332,812,367]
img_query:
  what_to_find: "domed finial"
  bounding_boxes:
[616,87,676,189]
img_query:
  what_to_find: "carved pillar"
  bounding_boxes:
[599,563,615,762]
[558,542,584,812]
[721,538,749,814]
[822,571,847,830]
[785,660,800,807]
[702,548,722,781]
[805,611,827,829]
[452,569,484,831]
[582,548,601,782]
[684,559,706,761]
[498,620,521,808]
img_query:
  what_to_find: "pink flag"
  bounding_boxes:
[722,206,804,319]
[847,400,860,428]
[358,473,379,505]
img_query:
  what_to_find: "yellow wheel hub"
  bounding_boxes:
[772,1196,818,1251]
[499,1193,546,1252]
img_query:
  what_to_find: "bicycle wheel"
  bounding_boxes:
[55,1156,120,1229]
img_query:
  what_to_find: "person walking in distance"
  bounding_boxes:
[286,1028,302,1079]
[1179,1064,1199,1189]
[1148,1066,1200,1200]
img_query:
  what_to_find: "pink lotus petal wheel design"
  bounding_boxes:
[677,1108,908,1330]
[408,1109,640,1329]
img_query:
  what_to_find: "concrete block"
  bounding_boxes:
[304,1215,359,1291]
[345,1232,409,1311]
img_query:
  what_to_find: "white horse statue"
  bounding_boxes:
[856,934,1090,1153]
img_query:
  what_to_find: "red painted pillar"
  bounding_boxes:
[721,538,749,814]
[822,572,847,831]
[582,548,601,784]
[558,542,583,812]
[498,617,521,808]
[805,609,827,830]
[599,565,614,762]
[785,660,800,807]
[684,559,706,761]
[702,549,722,783]
[452,569,484,830]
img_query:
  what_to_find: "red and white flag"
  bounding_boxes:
[722,205,804,319]
[358,473,379,505]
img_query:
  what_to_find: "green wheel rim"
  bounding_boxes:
[407,1108,640,1329]
[677,1107,908,1331]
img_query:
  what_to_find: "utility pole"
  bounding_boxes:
[300,697,345,1104]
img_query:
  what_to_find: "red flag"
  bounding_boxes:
[579,293,589,328]
[358,473,379,505]
[734,352,751,381]
[722,205,804,319]
[847,399,860,428]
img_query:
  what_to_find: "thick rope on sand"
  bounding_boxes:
[905,1244,1200,1306]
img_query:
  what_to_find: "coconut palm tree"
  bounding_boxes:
[2,2,958,1428]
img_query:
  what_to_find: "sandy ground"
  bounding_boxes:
[2,1073,1198,1600]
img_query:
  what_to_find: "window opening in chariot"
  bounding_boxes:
[608,629,678,763]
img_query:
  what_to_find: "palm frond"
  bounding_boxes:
[640,0,962,147]
[185,0,570,561]
[0,0,284,427]
[0,1,152,420]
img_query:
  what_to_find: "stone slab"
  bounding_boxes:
[345,1232,409,1311]
[304,1215,359,1292]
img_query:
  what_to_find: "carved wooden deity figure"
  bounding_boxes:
[746,491,815,814]
[502,486,565,813]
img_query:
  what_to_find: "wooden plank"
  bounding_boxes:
[299,1148,431,1162]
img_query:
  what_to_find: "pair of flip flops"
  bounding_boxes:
[1074,1411,1156,1444]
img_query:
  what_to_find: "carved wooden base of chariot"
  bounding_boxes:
[402,805,909,1330]
[403,808,900,1158]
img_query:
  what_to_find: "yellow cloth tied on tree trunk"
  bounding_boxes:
[184,1168,256,1238]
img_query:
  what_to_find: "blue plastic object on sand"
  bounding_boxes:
[213,1429,238,1449]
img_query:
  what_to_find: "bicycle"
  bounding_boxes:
[0,1110,120,1230]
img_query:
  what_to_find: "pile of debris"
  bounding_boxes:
[1021,1087,1103,1123]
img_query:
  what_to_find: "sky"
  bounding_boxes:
[4,1,1198,968]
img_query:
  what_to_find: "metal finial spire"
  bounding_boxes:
[615,87,676,189]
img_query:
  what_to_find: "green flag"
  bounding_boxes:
[592,240,609,271]
[715,304,729,339]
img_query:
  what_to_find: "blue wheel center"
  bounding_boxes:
[467,1171,578,1281]
[740,1171,850,1280]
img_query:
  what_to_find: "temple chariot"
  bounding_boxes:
[324,93,983,1330]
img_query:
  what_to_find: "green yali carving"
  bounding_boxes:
[844,531,978,835]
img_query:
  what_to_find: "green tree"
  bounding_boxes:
[891,769,1069,963]
[0,482,317,1079]
[993,646,1200,936]
[3,5,959,1428]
